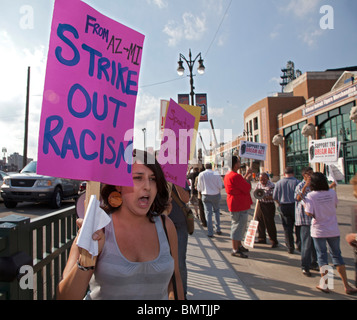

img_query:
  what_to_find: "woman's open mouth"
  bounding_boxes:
[138,196,150,208]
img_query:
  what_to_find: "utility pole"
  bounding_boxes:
[23,66,30,169]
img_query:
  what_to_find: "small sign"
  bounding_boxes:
[309,138,338,163]
[244,220,259,248]
[239,141,267,161]
[157,99,196,187]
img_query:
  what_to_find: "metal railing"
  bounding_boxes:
[0,206,77,300]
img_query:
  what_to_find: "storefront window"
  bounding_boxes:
[284,121,308,180]
[317,102,357,183]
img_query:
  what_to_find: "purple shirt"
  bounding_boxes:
[304,189,340,238]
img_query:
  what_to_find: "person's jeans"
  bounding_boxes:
[300,225,317,270]
[313,236,345,267]
[202,194,221,236]
[279,203,295,251]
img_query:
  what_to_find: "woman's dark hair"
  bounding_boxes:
[231,156,238,170]
[301,166,313,175]
[101,149,169,222]
[309,172,329,191]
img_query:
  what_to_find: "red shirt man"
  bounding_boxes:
[224,168,252,212]
[224,156,252,257]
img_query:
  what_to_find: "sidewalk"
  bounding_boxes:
[185,183,357,301]
[186,219,257,300]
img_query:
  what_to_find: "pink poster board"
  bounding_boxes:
[157,99,195,188]
[37,0,145,186]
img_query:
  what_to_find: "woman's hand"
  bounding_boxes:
[76,219,106,258]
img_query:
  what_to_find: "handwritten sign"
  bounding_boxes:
[157,99,196,187]
[176,104,201,161]
[37,0,145,186]
[309,138,338,163]
[239,141,267,161]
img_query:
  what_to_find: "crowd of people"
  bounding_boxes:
[188,158,357,296]
[56,149,357,300]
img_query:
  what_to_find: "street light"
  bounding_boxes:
[142,128,146,151]
[177,49,205,106]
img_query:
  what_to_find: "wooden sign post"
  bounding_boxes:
[80,181,101,267]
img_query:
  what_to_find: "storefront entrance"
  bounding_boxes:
[317,102,357,184]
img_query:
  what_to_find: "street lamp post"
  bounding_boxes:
[177,49,205,106]
[23,66,30,168]
[142,128,146,151]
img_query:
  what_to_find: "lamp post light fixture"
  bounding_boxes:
[177,49,205,106]
[142,128,146,151]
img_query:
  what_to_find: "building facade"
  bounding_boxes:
[216,67,357,182]
[278,69,357,182]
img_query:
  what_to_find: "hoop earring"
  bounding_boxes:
[108,191,123,208]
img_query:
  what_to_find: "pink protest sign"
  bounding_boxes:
[158,99,195,188]
[37,0,145,186]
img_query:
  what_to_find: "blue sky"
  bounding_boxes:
[0,0,356,160]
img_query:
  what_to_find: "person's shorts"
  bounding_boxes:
[231,210,249,241]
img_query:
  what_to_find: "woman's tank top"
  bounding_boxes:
[85,215,174,300]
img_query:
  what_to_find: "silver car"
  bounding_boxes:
[0,170,9,201]
[0,161,80,209]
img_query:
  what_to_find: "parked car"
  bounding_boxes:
[0,161,80,209]
[0,170,9,202]
[79,181,87,193]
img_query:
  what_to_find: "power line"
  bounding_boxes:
[205,0,233,57]
[139,0,233,90]
[139,77,185,89]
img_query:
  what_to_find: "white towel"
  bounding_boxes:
[76,195,111,257]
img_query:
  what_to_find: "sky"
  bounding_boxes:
[0,0,356,161]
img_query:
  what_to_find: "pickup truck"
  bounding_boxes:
[0,161,80,209]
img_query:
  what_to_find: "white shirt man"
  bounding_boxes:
[197,163,224,237]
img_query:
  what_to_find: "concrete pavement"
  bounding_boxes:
[186,218,256,300]
[186,183,357,300]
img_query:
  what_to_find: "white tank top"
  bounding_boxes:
[85,215,174,300]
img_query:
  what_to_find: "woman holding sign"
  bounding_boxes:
[57,150,184,300]
[304,172,357,295]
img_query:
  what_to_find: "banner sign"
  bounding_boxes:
[157,99,196,187]
[239,141,267,161]
[309,138,338,163]
[196,93,208,122]
[178,94,190,105]
[37,0,145,186]
[303,84,357,116]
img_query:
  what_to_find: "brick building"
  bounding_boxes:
[215,66,357,182]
